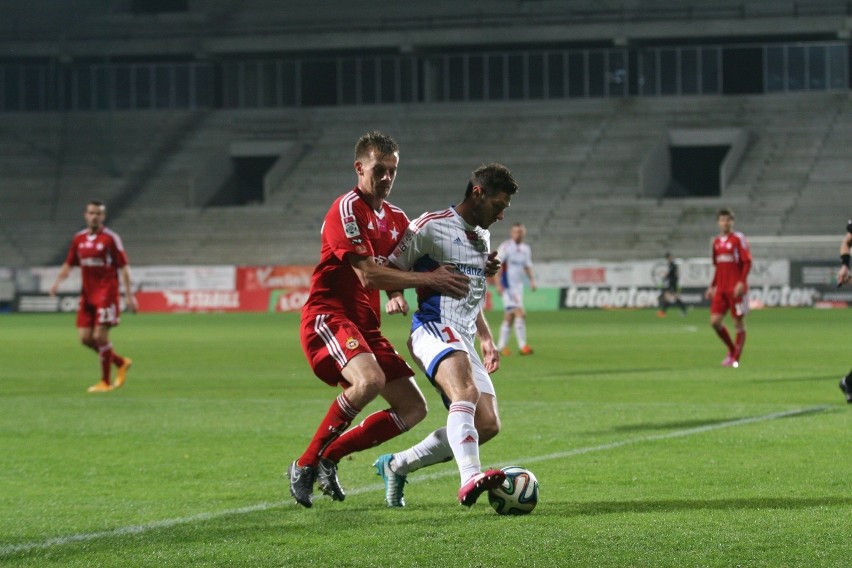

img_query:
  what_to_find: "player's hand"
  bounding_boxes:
[126,294,138,314]
[530,280,538,292]
[430,265,469,299]
[484,251,501,278]
[385,294,409,316]
[838,265,851,287]
[704,286,715,300]
[480,338,500,374]
[733,282,745,299]
[48,284,58,297]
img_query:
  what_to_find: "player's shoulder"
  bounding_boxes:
[384,200,409,221]
[732,230,749,243]
[411,208,454,232]
[72,228,88,241]
[846,219,852,233]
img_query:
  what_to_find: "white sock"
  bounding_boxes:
[514,317,527,349]
[391,428,451,476]
[447,401,480,484]
[497,322,510,350]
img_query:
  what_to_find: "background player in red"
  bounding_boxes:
[836,218,851,402]
[287,131,472,508]
[704,208,751,368]
[49,200,137,392]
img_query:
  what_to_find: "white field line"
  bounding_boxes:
[0,405,829,557]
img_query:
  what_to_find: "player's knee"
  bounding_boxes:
[455,381,480,405]
[352,370,386,399]
[79,336,96,349]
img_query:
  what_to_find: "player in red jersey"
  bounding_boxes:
[704,208,751,368]
[836,219,851,402]
[287,131,473,508]
[49,201,137,392]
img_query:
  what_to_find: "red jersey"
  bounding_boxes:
[64,227,129,300]
[301,187,409,331]
[711,231,751,292]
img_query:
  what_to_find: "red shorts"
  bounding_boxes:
[711,290,748,318]
[76,292,121,328]
[300,312,413,388]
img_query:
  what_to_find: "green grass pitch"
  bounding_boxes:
[1,308,850,567]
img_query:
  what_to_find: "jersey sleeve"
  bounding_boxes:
[738,234,752,280]
[322,200,375,262]
[110,232,129,268]
[388,218,429,271]
[493,241,506,263]
[523,245,533,268]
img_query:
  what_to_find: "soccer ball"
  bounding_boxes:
[488,466,539,515]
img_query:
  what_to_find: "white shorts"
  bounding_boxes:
[407,321,495,409]
[502,287,524,311]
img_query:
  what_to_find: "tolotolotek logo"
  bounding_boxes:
[561,287,660,309]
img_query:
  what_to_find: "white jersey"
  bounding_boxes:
[389,207,490,340]
[497,239,533,291]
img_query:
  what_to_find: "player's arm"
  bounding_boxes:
[48,263,73,296]
[838,224,852,286]
[525,265,537,291]
[120,265,138,313]
[350,255,468,299]
[733,240,752,299]
[475,309,499,374]
[705,248,717,299]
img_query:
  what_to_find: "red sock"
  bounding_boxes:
[98,343,113,384]
[714,326,735,353]
[112,351,126,368]
[298,393,360,468]
[322,409,408,463]
[734,330,746,359]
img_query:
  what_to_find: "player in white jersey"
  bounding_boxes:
[494,223,537,356]
[373,163,519,508]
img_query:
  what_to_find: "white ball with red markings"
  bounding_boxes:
[488,466,539,515]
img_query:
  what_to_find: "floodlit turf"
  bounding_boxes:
[0,308,849,567]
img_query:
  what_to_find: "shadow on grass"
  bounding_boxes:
[751,374,839,384]
[580,416,735,436]
[543,495,852,516]
[539,367,673,379]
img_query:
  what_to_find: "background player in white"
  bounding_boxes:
[494,223,536,356]
[374,163,519,507]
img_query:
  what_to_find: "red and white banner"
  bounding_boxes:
[136,290,270,313]
[236,265,313,291]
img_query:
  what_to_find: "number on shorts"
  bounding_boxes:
[441,326,459,343]
[97,304,117,324]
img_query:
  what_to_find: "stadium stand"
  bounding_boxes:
[1,91,848,267]
[5,92,845,266]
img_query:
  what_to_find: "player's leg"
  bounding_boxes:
[432,352,504,506]
[839,369,852,403]
[731,306,746,364]
[497,300,514,355]
[674,293,689,315]
[513,305,532,355]
[657,290,668,316]
[320,336,423,458]
[288,316,383,507]
[710,293,736,365]
[318,373,426,502]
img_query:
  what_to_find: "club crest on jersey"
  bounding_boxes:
[465,230,487,252]
[345,337,359,350]
[343,215,360,238]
